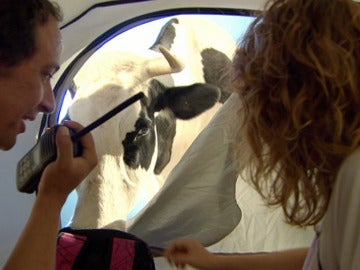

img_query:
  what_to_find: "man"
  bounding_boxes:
[0,1,98,269]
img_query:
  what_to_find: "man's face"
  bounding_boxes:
[0,17,61,150]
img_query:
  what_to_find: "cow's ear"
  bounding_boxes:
[156,83,221,120]
[201,48,232,103]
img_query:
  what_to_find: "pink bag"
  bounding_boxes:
[56,227,155,270]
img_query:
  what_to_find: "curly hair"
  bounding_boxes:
[232,0,360,226]
[0,0,62,67]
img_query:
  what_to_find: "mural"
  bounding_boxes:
[60,14,247,225]
[58,14,315,270]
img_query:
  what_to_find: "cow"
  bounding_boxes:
[65,16,237,230]
[68,46,222,229]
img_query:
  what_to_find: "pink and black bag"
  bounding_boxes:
[56,227,155,270]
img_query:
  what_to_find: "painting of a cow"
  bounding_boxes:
[66,16,237,231]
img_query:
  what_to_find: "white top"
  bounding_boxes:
[303,148,360,269]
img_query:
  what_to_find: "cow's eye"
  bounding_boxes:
[137,126,149,137]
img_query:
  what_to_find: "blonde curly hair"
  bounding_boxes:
[232,0,360,226]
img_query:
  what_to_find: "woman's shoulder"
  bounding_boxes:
[332,147,360,210]
[319,147,360,270]
[337,147,360,186]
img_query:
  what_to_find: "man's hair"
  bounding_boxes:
[0,0,62,67]
[232,0,360,226]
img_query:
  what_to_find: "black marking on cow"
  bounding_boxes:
[122,108,156,171]
[201,48,232,103]
[122,80,173,172]
[154,83,221,120]
[122,79,221,175]
[149,80,221,173]
[149,18,179,52]
[147,79,176,174]
[154,112,176,174]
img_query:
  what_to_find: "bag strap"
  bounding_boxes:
[59,227,144,242]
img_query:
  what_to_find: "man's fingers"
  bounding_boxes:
[62,121,97,161]
[55,126,73,163]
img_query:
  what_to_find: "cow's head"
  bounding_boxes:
[68,47,220,228]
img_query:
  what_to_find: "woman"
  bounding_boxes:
[165,0,360,269]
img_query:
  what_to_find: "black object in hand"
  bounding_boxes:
[16,92,145,194]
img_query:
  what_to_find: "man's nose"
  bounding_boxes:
[38,84,56,114]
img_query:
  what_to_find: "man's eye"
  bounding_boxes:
[42,73,53,81]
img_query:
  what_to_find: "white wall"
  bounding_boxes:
[0,118,41,266]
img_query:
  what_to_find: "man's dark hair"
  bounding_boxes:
[0,0,63,67]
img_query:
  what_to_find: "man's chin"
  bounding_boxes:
[0,136,17,151]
